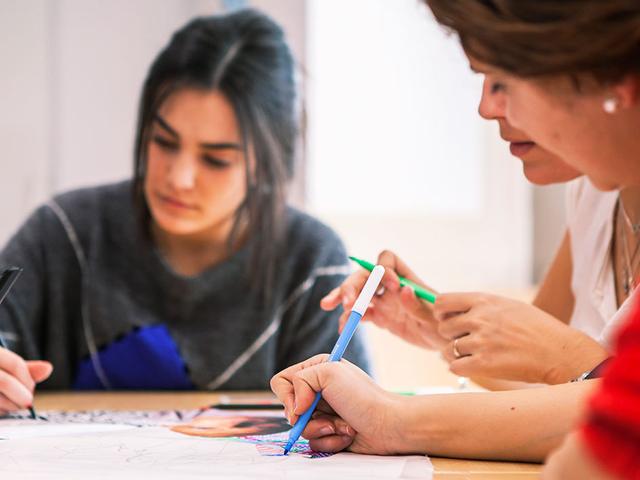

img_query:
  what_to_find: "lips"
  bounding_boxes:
[509,141,535,157]
[156,193,198,211]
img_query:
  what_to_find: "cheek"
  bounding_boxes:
[144,147,168,188]
[200,168,247,210]
[506,95,569,150]
[504,94,535,132]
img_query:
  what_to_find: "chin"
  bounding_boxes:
[523,165,582,186]
[522,166,561,186]
[152,212,203,236]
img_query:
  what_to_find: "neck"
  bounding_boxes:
[151,218,248,277]
[619,186,640,226]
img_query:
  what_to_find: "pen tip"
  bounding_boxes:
[283,440,294,455]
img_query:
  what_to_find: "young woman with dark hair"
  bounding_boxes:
[0,9,369,411]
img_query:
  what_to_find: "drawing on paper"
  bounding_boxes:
[1,409,328,458]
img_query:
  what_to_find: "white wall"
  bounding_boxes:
[0,0,305,247]
[0,0,51,248]
[306,0,532,291]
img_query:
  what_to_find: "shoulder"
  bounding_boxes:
[51,180,132,220]
[41,180,135,255]
[48,180,133,231]
[2,181,129,252]
[0,181,130,267]
[283,207,348,265]
[276,208,350,297]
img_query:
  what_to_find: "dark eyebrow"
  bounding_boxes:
[154,114,241,151]
[154,114,178,138]
[200,141,242,151]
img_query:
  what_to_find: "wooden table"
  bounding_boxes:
[35,391,542,479]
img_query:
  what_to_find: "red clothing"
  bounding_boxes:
[582,296,640,479]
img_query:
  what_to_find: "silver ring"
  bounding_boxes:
[375,286,386,296]
[453,338,462,359]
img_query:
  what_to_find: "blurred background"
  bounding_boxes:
[0,0,567,391]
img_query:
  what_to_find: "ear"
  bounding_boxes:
[611,74,640,108]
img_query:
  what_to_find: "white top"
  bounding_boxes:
[567,177,635,349]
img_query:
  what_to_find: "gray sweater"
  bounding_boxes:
[0,181,370,390]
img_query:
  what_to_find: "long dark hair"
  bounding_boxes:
[133,9,296,305]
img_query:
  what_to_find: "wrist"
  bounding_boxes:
[383,394,421,454]
[389,394,444,455]
[544,334,610,384]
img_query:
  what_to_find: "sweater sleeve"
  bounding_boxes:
[276,263,372,374]
[580,294,640,479]
[0,205,52,359]
[274,216,372,375]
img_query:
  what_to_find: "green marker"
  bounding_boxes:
[349,256,437,304]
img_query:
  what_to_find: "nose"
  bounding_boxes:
[167,154,197,191]
[478,77,505,121]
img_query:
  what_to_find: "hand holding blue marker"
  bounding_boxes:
[283,264,385,455]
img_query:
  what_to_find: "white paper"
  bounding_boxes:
[0,410,433,479]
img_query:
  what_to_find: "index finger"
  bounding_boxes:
[437,311,477,340]
[0,348,35,392]
[270,354,329,420]
[320,270,369,312]
[433,292,486,318]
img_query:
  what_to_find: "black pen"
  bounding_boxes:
[0,267,38,420]
[209,403,284,410]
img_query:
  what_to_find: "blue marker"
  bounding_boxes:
[283,264,385,455]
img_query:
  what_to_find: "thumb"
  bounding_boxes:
[291,362,349,417]
[27,361,53,384]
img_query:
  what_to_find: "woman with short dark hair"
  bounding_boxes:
[272,1,640,472]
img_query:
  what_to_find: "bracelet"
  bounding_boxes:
[571,357,614,382]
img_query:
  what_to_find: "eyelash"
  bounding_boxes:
[490,82,506,94]
[201,156,230,169]
[152,135,230,169]
[153,135,178,151]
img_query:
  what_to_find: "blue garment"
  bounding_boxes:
[74,324,193,389]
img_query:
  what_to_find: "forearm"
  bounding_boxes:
[533,231,574,324]
[396,380,599,462]
[471,376,541,391]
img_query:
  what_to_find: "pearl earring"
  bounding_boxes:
[603,97,619,114]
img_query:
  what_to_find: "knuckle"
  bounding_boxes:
[378,249,393,260]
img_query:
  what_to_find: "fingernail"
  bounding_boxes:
[337,424,352,436]
[318,426,335,436]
